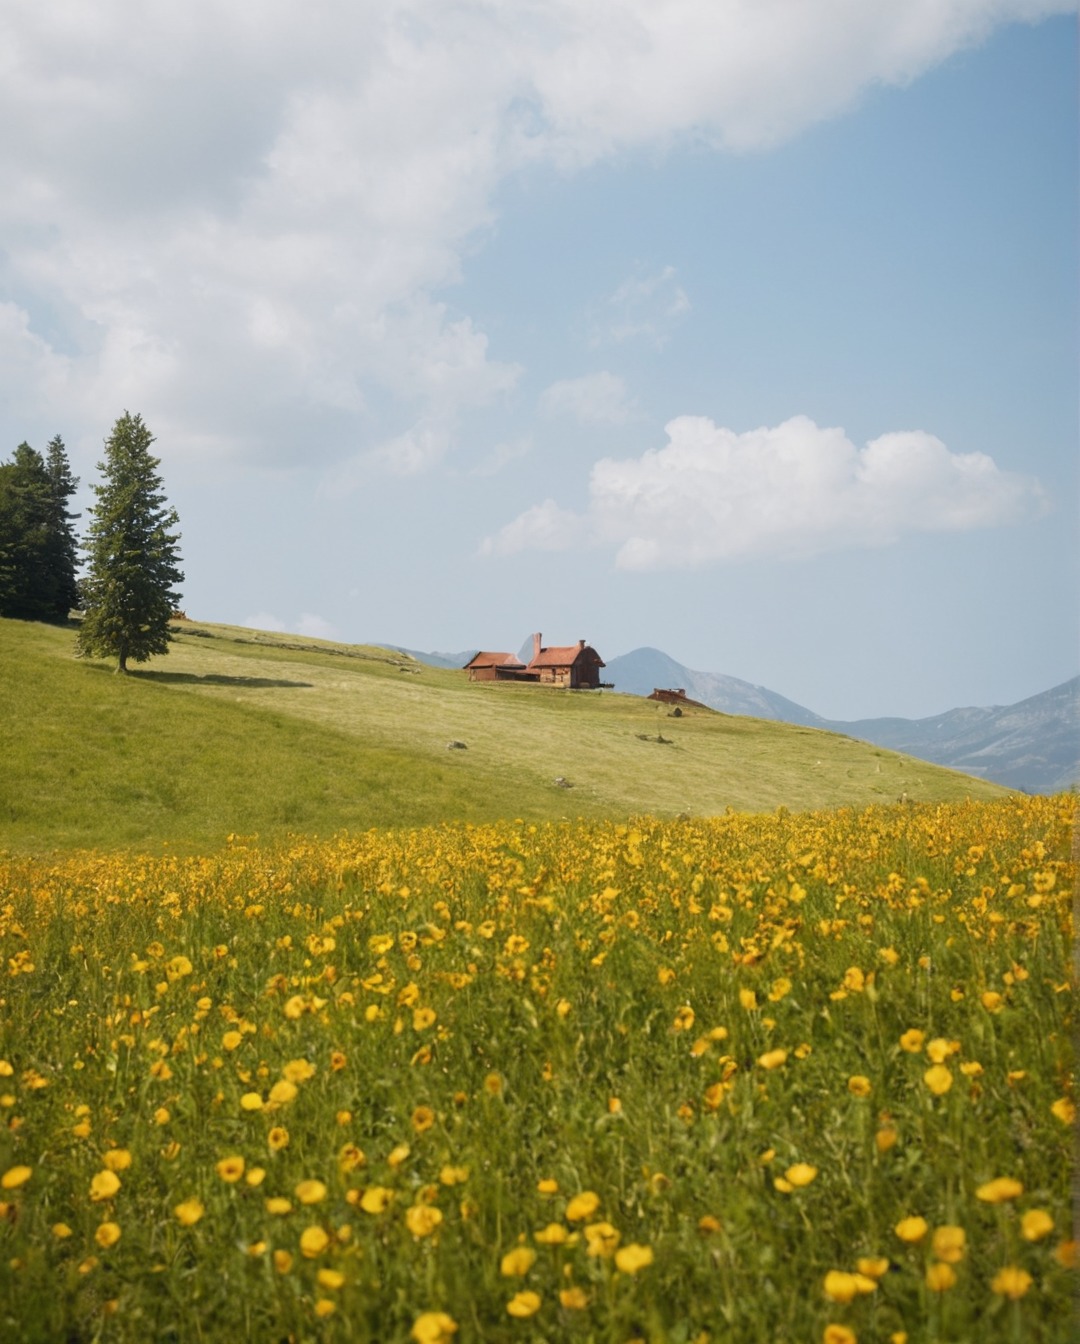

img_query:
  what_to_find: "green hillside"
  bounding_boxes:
[0,617,1008,853]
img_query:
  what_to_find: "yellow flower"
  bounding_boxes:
[1021,1210,1054,1242]
[739,988,758,1011]
[614,1243,654,1273]
[559,1287,589,1309]
[240,1092,264,1112]
[784,1163,817,1188]
[875,1126,898,1153]
[566,1190,601,1222]
[536,1178,559,1195]
[981,991,1004,1013]
[273,1249,293,1274]
[931,1226,966,1263]
[926,1262,957,1291]
[102,1149,131,1172]
[1050,1097,1076,1125]
[583,1221,620,1258]
[52,1223,73,1239]
[847,1075,872,1097]
[406,1205,444,1238]
[823,1327,857,1344]
[894,1216,928,1243]
[268,1080,298,1105]
[923,1064,953,1096]
[314,1299,336,1318]
[411,1105,436,1134]
[925,1038,957,1064]
[899,1029,925,1053]
[360,1186,394,1214]
[757,1048,788,1070]
[388,1143,411,1168]
[823,1271,860,1304]
[174,1198,204,1226]
[535,1223,568,1245]
[674,1006,696,1032]
[265,1197,292,1216]
[317,1268,345,1290]
[991,1266,1032,1300]
[222,1030,243,1051]
[281,1058,315,1084]
[439,1165,469,1186]
[299,1225,330,1258]
[1,1166,32,1190]
[506,1291,541,1318]
[268,1126,290,1152]
[295,1179,327,1205]
[500,1246,537,1276]
[856,1257,889,1279]
[246,1166,266,1187]
[216,1155,245,1183]
[93,1220,121,1249]
[412,1311,459,1343]
[154,1106,171,1125]
[90,1170,121,1201]
[975,1177,1023,1204]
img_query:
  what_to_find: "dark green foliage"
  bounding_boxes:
[76,411,183,673]
[0,437,79,622]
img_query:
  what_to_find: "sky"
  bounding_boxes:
[2,0,1076,720]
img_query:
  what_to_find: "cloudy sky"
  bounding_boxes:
[3,1,1075,718]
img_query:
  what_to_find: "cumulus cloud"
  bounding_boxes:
[483,415,1049,567]
[1,1,1068,464]
[539,371,636,423]
[241,611,339,640]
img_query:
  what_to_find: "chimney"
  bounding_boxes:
[578,639,585,650]
[532,632,542,661]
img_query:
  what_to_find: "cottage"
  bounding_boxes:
[464,632,607,689]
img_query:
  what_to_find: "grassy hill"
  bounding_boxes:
[0,616,1008,854]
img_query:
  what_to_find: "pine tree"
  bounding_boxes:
[77,412,184,673]
[43,435,81,619]
[0,444,52,621]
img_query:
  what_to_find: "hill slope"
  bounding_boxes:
[1,617,1007,854]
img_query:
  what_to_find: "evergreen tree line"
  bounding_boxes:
[1,411,184,673]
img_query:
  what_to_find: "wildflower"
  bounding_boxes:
[923,1065,953,1096]
[90,1170,121,1201]
[222,1030,243,1051]
[991,1266,1032,1300]
[559,1287,589,1309]
[52,1223,73,1239]
[536,1178,559,1195]
[658,967,676,986]
[555,999,571,1018]
[406,1205,443,1238]
[674,1006,696,1031]
[981,991,1004,1013]
[102,1149,131,1172]
[240,1093,264,1111]
[500,1246,537,1276]
[615,1243,654,1273]
[739,988,758,1010]
[154,1106,171,1124]
[784,1164,817,1188]
[299,1225,330,1258]
[174,1198,204,1226]
[823,1328,857,1344]
[412,1312,459,1343]
[268,1126,290,1152]
[848,1075,872,1097]
[875,1126,898,1153]
[411,1105,436,1134]
[1050,1097,1076,1125]
[1021,1210,1054,1241]
[413,1007,437,1031]
[931,1226,966,1263]
[856,1257,889,1279]
[899,1029,925,1053]
[535,1223,568,1245]
[216,1155,245,1183]
[1,1166,31,1190]
[439,1165,469,1186]
[360,1186,394,1214]
[506,1291,541,1318]
[566,1191,600,1222]
[317,1268,345,1290]
[268,1080,297,1105]
[975,1177,1023,1204]
[925,1038,957,1064]
[926,1262,956,1291]
[388,1143,411,1168]
[583,1222,620,1257]
[265,1197,292,1216]
[823,1272,861,1304]
[295,1179,327,1205]
[247,1240,267,1256]
[895,1216,928,1243]
[273,1250,293,1274]
[330,1051,347,1072]
[757,1048,788,1070]
[483,1073,503,1097]
[314,1299,336,1318]
[95,1222,121,1249]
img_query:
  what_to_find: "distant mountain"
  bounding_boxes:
[383,646,479,670]
[604,647,827,727]
[604,647,1078,796]
[830,678,1079,795]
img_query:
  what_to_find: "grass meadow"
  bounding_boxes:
[0,795,1074,1341]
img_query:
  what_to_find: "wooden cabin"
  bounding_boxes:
[464,633,606,689]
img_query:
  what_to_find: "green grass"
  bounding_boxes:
[0,617,1007,854]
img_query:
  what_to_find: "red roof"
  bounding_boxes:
[528,644,603,669]
[464,651,525,669]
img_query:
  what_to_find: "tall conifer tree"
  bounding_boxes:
[77,412,183,673]
[43,435,81,619]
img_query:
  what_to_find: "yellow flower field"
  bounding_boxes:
[0,795,1074,1341]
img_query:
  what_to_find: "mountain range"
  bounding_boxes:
[391,643,1077,796]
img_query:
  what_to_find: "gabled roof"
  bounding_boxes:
[528,644,604,669]
[464,651,525,669]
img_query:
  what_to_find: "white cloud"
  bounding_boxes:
[470,437,532,476]
[240,611,339,640]
[591,266,691,347]
[241,611,288,633]
[484,414,1049,567]
[1,1,1068,465]
[539,371,636,423]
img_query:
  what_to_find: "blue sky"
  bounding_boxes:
[2,2,1075,718]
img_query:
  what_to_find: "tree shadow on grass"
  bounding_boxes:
[129,670,314,689]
